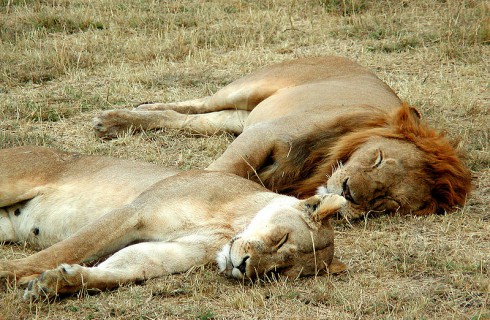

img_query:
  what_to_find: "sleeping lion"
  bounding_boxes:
[0,146,346,300]
[93,56,472,219]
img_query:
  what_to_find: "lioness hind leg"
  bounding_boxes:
[23,241,208,300]
[93,109,248,138]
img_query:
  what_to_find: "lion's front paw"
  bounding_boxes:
[133,102,162,110]
[23,264,84,301]
[92,110,136,139]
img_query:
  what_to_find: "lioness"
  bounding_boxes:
[93,56,472,219]
[0,146,346,300]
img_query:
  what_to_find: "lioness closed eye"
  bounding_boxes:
[0,146,346,301]
[93,56,471,219]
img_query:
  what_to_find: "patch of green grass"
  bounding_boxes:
[0,38,98,84]
[34,12,104,34]
[0,130,55,149]
[0,0,35,12]
[439,1,490,59]
[0,11,104,43]
[318,0,369,15]
[1,100,66,122]
[195,309,217,320]
[368,37,421,53]
[470,313,490,320]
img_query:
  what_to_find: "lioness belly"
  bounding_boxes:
[1,155,181,248]
[6,186,140,249]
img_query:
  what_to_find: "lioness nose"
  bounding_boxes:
[237,256,249,275]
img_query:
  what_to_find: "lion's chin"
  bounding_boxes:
[316,185,331,196]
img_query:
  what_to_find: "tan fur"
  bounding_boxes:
[0,146,345,300]
[92,56,471,219]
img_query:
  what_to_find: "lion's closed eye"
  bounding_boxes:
[373,149,383,168]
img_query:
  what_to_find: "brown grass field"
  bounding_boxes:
[1,0,489,318]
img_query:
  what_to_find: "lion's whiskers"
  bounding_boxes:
[330,160,343,174]
[308,230,318,278]
[397,195,411,213]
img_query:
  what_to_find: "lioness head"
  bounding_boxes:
[217,194,346,280]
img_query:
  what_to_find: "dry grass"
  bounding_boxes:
[1,0,489,318]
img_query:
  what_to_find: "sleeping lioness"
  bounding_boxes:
[0,146,346,300]
[93,56,472,219]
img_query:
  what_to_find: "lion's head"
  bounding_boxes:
[217,194,347,280]
[322,104,472,219]
[257,104,471,219]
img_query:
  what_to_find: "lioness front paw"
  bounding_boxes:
[23,264,83,301]
[0,270,16,289]
[0,261,26,288]
[0,260,44,290]
[323,193,347,211]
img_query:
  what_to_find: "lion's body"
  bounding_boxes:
[93,56,471,218]
[224,56,401,126]
[0,146,345,300]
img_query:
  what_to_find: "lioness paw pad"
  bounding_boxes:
[23,279,46,301]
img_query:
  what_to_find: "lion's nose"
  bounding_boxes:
[342,178,358,204]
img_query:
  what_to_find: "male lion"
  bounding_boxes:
[0,146,346,300]
[93,56,471,219]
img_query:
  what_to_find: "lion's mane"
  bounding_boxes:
[258,103,471,214]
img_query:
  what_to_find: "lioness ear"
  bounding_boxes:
[299,194,346,228]
[327,257,348,274]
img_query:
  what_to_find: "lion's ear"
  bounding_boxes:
[409,106,422,119]
[401,102,422,120]
[298,194,346,228]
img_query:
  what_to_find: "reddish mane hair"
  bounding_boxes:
[293,103,472,214]
[390,103,472,214]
